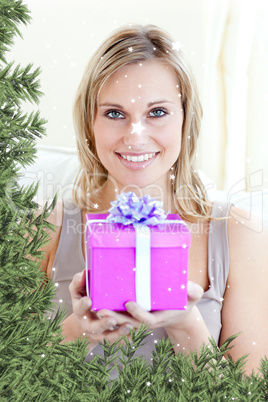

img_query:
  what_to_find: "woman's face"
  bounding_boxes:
[93,59,184,193]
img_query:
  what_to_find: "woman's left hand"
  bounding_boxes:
[124,281,204,332]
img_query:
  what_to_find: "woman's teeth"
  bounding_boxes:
[120,153,156,162]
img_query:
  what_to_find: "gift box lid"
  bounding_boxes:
[86,213,191,248]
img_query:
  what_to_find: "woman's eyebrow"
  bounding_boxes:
[99,103,123,109]
[99,100,175,108]
[148,100,175,106]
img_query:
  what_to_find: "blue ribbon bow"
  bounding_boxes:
[107,192,167,225]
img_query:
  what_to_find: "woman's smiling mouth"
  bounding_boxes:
[115,152,159,169]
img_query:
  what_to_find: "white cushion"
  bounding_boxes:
[19,145,80,201]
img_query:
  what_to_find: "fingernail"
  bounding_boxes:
[126,303,134,311]
[97,313,104,319]
[187,281,195,293]
[188,281,203,297]
[107,319,116,329]
[122,324,133,334]
[83,297,92,309]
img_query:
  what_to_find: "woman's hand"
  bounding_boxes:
[64,269,141,348]
[123,281,204,332]
[122,281,211,355]
[63,270,208,355]
[98,281,209,356]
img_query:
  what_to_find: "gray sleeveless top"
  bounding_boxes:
[50,199,230,376]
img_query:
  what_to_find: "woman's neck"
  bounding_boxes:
[86,179,177,214]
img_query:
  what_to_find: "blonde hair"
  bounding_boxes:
[73,24,210,221]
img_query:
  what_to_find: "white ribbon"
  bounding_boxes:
[134,224,151,311]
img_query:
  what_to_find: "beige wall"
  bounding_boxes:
[11,0,207,148]
[11,0,268,191]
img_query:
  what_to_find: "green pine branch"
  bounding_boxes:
[0,0,31,63]
[0,63,43,105]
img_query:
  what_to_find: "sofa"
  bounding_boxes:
[18,145,268,231]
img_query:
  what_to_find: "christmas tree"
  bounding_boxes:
[0,1,97,399]
[0,1,267,400]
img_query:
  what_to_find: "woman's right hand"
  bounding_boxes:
[63,270,141,348]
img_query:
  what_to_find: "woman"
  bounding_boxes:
[42,24,268,376]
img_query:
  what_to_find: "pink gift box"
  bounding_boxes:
[85,214,190,311]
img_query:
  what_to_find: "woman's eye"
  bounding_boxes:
[149,108,167,118]
[105,110,124,119]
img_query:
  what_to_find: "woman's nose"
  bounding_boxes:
[123,121,148,149]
